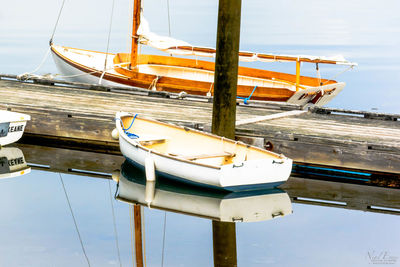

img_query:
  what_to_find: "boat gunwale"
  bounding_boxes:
[116,112,285,170]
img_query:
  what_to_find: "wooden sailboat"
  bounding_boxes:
[115,160,292,222]
[51,0,356,106]
[0,110,30,146]
[114,112,292,191]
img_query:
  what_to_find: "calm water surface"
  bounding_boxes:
[0,145,398,266]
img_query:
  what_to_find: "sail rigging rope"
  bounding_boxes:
[50,0,67,45]
[321,65,354,86]
[59,173,91,267]
[161,212,167,267]
[166,0,172,37]
[129,205,135,267]
[102,0,116,78]
[108,179,122,267]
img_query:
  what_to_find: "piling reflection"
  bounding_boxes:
[0,146,30,179]
[115,160,293,222]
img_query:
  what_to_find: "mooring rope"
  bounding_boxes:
[59,173,91,267]
[108,180,122,267]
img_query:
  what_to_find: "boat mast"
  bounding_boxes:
[130,0,141,69]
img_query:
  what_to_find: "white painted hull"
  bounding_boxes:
[0,147,31,179]
[0,111,30,146]
[51,46,130,88]
[116,112,292,191]
[116,163,292,222]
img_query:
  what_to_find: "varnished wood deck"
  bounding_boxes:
[1,75,400,174]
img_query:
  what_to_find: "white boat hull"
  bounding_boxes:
[116,112,292,191]
[0,111,30,146]
[51,46,130,88]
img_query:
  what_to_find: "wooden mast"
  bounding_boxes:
[130,0,141,69]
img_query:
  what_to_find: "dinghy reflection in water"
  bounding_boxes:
[115,160,292,222]
[115,112,293,191]
[0,110,30,146]
[0,147,30,179]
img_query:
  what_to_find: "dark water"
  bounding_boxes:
[0,145,398,266]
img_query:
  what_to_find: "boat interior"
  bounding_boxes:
[120,115,282,167]
[114,52,336,90]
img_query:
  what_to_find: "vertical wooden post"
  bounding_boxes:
[211,0,242,140]
[211,0,241,266]
[134,204,144,267]
[130,0,141,69]
[295,59,301,91]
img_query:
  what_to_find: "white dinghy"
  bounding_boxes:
[0,111,30,146]
[114,160,292,222]
[0,147,31,179]
[114,112,292,191]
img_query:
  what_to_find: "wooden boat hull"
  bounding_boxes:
[115,112,292,191]
[0,147,31,179]
[51,45,345,106]
[115,160,292,222]
[0,111,30,146]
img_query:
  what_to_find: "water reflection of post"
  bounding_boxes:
[212,221,237,267]
[133,204,144,267]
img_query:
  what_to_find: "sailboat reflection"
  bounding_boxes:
[0,147,30,179]
[115,160,292,222]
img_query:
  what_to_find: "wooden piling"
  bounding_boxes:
[211,0,241,266]
[211,0,242,140]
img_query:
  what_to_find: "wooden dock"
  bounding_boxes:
[1,74,400,175]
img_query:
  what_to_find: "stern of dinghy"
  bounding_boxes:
[219,157,293,191]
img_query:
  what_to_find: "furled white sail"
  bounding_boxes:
[137,16,357,66]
